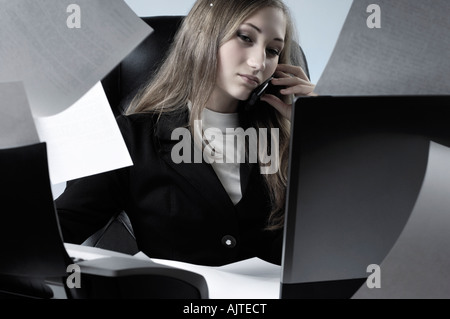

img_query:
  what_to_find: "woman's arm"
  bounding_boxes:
[56,115,132,244]
[55,167,129,244]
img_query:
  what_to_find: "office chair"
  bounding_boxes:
[79,16,184,255]
[88,15,310,255]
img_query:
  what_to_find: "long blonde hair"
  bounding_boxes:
[127,0,302,230]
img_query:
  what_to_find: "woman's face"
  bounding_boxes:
[213,7,286,110]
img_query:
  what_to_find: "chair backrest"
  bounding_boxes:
[102,16,184,117]
[101,15,310,117]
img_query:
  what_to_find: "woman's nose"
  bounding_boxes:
[247,47,266,72]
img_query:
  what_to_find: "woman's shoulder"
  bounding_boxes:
[116,112,158,128]
[115,109,189,139]
[112,113,159,148]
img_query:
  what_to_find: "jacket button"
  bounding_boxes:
[221,235,237,248]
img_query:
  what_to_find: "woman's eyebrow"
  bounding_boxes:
[242,23,285,43]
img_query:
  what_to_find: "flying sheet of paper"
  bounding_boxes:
[134,252,281,299]
[0,81,40,149]
[353,142,450,299]
[34,82,133,184]
[0,0,153,116]
[314,0,450,96]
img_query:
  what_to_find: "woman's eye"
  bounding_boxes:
[267,48,280,57]
[238,33,252,43]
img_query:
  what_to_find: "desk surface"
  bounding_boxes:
[65,243,281,299]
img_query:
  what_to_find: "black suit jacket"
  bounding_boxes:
[56,109,283,266]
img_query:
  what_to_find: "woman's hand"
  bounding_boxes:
[260,64,316,121]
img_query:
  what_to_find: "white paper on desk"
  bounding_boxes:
[314,0,450,96]
[34,82,133,184]
[0,0,152,116]
[65,243,133,261]
[134,252,281,299]
[0,81,40,149]
[353,142,450,299]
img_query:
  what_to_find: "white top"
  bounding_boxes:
[200,107,243,205]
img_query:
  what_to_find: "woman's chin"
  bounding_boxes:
[236,92,252,101]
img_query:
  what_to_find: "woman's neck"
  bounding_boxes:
[205,89,239,113]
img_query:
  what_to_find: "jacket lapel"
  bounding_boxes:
[239,161,255,197]
[154,109,236,213]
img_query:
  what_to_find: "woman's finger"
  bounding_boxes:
[272,64,316,97]
[260,94,292,121]
[272,76,310,88]
[280,83,316,96]
[276,64,310,81]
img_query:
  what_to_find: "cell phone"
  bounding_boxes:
[246,75,274,108]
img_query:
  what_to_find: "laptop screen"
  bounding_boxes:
[280,95,450,298]
[0,142,72,298]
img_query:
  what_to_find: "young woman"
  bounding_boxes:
[56,0,315,266]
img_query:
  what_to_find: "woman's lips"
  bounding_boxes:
[239,74,260,87]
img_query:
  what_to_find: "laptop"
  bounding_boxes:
[280,95,450,298]
[0,142,208,299]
